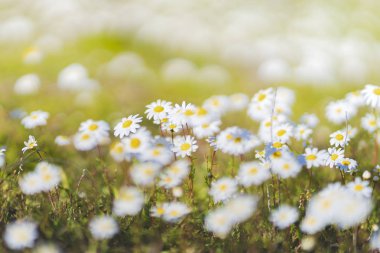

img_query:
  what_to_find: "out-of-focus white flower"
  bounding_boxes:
[89,215,119,240]
[3,220,38,250]
[270,205,299,229]
[362,84,380,108]
[21,110,49,129]
[14,74,40,95]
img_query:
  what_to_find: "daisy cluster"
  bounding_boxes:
[2,84,380,251]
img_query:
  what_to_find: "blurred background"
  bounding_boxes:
[1,0,380,110]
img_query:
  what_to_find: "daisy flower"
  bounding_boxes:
[270,205,299,229]
[251,88,275,106]
[325,148,344,168]
[193,120,221,139]
[150,203,167,218]
[329,130,349,147]
[170,101,197,126]
[362,84,380,108]
[145,99,172,121]
[300,113,319,128]
[141,146,173,165]
[304,147,327,169]
[209,177,238,203]
[3,220,38,250]
[172,135,198,158]
[130,162,161,186]
[300,215,326,234]
[22,135,38,153]
[347,178,372,198]
[337,158,358,172]
[202,95,229,115]
[361,113,380,133]
[21,110,49,129]
[110,142,126,162]
[228,93,249,111]
[271,154,302,179]
[216,127,260,156]
[19,172,42,195]
[122,127,152,155]
[114,114,142,138]
[89,215,119,240]
[223,195,258,224]
[54,135,71,146]
[113,186,145,216]
[325,100,356,124]
[205,208,234,238]
[294,124,312,142]
[247,102,272,122]
[162,202,191,223]
[273,123,294,143]
[237,161,271,186]
[79,119,110,141]
[158,173,182,189]
[73,131,97,151]
[166,159,190,179]
[35,162,62,192]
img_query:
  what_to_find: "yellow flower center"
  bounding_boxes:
[219,184,227,191]
[157,207,165,215]
[154,105,164,113]
[89,123,98,131]
[257,93,266,102]
[169,210,179,217]
[197,107,208,116]
[342,160,351,166]
[234,137,242,143]
[249,167,258,175]
[42,173,52,182]
[184,109,194,116]
[306,154,316,161]
[354,184,364,191]
[130,138,141,148]
[373,88,380,96]
[119,192,134,201]
[273,142,283,149]
[277,129,286,137]
[81,134,90,140]
[283,163,290,171]
[335,134,344,141]
[122,120,133,128]
[331,154,338,161]
[143,168,153,175]
[180,143,191,151]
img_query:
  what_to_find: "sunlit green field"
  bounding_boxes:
[1,35,379,253]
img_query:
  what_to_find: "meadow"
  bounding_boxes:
[0,35,380,253]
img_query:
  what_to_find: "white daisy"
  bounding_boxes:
[113,186,145,216]
[209,177,238,203]
[237,161,271,187]
[329,130,349,148]
[162,202,191,223]
[114,114,142,138]
[21,110,49,129]
[172,135,198,158]
[89,215,119,240]
[347,177,372,198]
[22,135,38,153]
[130,162,161,186]
[304,147,327,169]
[4,220,38,250]
[145,99,172,121]
[362,84,380,108]
[270,205,299,229]
[325,148,344,168]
